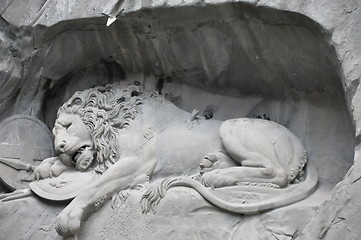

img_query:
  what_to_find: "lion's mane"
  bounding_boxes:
[57,83,143,173]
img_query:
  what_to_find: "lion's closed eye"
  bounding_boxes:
[56,120,72,130]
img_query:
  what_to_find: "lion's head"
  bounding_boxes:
[54,82,143,173]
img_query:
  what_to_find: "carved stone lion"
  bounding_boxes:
[33,81,317,237]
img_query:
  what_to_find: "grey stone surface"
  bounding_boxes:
[0,0,360,239]
[0,180,333,240]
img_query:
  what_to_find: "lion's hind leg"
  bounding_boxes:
[201,139,288,188]
[201,165,287,189]
[201,146,289,189]
[200,119,289,188]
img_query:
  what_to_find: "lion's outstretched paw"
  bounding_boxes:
[34,159,55,180]
[34,158,70,180]
[56,206,84,237]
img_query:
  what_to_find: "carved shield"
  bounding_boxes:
[0,115,55,190]
[29,170,98,201]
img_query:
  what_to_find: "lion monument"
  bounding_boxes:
[32,81,317,237]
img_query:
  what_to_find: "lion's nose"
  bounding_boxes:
[56,140,66,153]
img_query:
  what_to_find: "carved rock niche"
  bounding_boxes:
[0,2,356,240]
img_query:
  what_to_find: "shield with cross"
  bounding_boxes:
[0,115,55,190]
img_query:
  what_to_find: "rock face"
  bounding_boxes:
[0,0,360,239]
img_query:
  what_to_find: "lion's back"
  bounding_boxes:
[142,97,224,180]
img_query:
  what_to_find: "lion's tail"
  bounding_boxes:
[141,163,318,214]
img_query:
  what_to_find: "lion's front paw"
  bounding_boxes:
[56,206,84,237]
[34,158,70,180]
[34,157,56,180]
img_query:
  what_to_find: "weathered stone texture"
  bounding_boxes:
[0,0,360,239]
